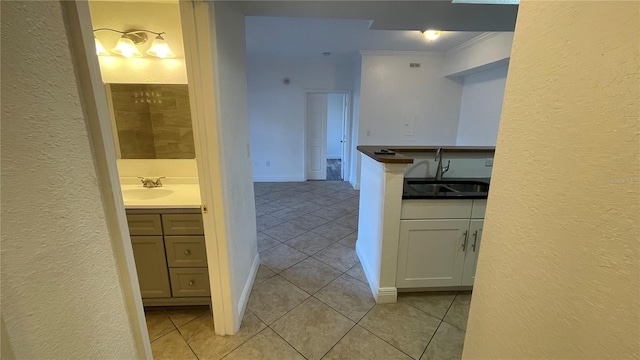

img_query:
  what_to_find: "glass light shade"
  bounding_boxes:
[423,30,442,41]
[146,35,176,58]
[94,37,109,56]
[111,36,143,58]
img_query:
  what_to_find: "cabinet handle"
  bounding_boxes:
[188,280,195,286]
[462,231,468,251]
[184,249,191,256]
[472,230,478,252]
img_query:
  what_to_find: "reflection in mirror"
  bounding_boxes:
[107,84,195,159]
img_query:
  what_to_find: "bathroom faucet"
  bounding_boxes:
[138,177,165,188]
[434,147,450,181]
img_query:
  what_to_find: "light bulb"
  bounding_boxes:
[423,30,441,41]
[94,37,109,56]
[146,35,176,58]
[112,36,143,58]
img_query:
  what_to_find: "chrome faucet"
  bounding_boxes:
[138,177,165,188]
[434,147,450,181]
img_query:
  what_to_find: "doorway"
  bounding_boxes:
[305,91,350,181]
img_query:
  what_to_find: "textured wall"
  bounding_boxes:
[1,2,137,358]
[464,2,639,359]
[111,84,195,159]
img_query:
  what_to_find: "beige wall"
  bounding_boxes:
[1,2,137,358]
[464,2,639,359]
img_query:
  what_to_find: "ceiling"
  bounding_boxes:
[239,1,518,31]
[245,17,486,57]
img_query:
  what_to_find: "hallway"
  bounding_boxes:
[147,181,470,359]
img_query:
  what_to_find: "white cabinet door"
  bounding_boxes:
[461,220,484,286]
[397,219,470,288]
[131,236,171,298]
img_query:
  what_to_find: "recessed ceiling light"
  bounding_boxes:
[422,30,441,41]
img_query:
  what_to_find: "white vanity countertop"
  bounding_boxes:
[120,177,201,209]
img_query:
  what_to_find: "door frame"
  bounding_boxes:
[303,89,352,181]
[62,2,234,358]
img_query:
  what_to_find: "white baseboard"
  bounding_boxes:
[356,240,397,304]
[235,253,260,329]
[253,175,305,182]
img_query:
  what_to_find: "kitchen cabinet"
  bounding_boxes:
[396,199,485,289]
[126,209,210,306]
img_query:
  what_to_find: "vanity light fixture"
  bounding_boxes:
[93,28,176,58]
[423,30,442,41]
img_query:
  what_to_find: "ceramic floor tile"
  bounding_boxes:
[165,306,210,327]
[151,330,197,360]
[313,243,359,272]
[263,222,309,242]
[346,262,368,284]
[333,213,359,230]
[338,231,358,248]
[254,196,271,205]
[314,274,375,322]
[323,325,412,360]
[271,297,355,360]
[280,257,342,294]
[311,206,351,221]
[259,244,308,273]
[420,321,466,360]
[359,303,440,359]
[145,309,176,342]
[247,276,309,324]
[290,201,324,214]
[397,291,457,320]
[224,328,304,360]
[287,213,330,231]
[254,265,276,286]
[309,195,341,207]
[443,292,472,331]
[257,232,281,252]
[311,222,355,241]
[256,215,285,232]
[179,311,266,360]
[286,232,335,256]
[270,207,304,222]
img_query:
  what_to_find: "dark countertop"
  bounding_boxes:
[403,177,491,199]
[357,145,496,164]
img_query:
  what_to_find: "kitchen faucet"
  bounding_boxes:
[434,147,450,181]
[138,177,165,188]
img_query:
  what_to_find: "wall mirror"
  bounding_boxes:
[106,83,195,159]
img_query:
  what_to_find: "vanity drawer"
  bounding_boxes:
[127,214,163,235]
[401,200,473,220]
[162,214,204,235]
[165,236,207,268]
[169,268,210,297]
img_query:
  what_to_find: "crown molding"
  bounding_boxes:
[445,32,500,56]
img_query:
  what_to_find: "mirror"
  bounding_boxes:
[107,83,195,159]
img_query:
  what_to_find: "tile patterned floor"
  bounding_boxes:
[147,181,471,360]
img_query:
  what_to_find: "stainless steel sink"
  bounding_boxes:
[408,183,457,193]
[445,183,489,193]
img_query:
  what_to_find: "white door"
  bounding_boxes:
[306,93,328,180]
[396,219,470,288]
[340,95,348,181]
[461,220,483,286]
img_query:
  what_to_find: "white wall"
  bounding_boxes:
[456,65,509,145]
[464,2,640,359]
[89,1,187,84]
[1,2,137,358]
[209,2,259,331]
[358,52,463,146]
[402,151,494,178]
[247,54,354,181]
[326,93,344,159]
[444,32,513,77]
[349,54,363,189]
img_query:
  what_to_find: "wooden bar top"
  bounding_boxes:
[357,145,496,164]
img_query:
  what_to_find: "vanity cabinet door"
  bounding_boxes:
[461,220,483,286]
[396,219,469,288]
[131,236,171,298]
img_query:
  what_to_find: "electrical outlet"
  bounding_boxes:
[485,158,494,167]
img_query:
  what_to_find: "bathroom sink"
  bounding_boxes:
[122,188,174,201]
